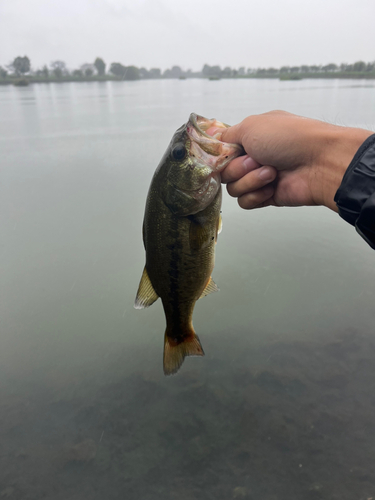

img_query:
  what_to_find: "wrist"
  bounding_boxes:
[313,125,373,211]
[334,133,375,249]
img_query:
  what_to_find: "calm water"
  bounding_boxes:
[1,79,375,499]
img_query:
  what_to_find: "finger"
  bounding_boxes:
[220,122,246,144]
[220,111,289,144]
[227,166,277,197]
[205,126,222,137]
[237,185,275,210]
[221,155,261,183]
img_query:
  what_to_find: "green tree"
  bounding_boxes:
[170,65,182,78]
[0,66,7,78]
[125,66,140,80]
[202,64,210,77]
[13,56,30,75]
[322,63,337,72]
[210,65,221,77]
[110,62,127,77]
[73,69,83,77]
[139,67,149,78]
[85,68,93,77]
[50,60,67,78]
[110,63,139,80]
[149,68,161,78]
[94,57,106,75]
[202,64,222,78]
[163,66,185,78]
[222,67,232,77]
[353,61,366,72]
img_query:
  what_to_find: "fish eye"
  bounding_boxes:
[172,143,186,161]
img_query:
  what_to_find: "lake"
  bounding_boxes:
[1,78,375,499]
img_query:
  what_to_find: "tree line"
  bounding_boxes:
[1,56,375,82]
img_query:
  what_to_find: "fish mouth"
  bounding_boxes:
[186,113,243,172]
[189,113,229,138]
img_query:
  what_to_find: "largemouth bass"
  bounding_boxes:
[135,114,243,375]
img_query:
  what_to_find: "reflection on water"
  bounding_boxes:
[278,83,375,91]
[1,79,375,499]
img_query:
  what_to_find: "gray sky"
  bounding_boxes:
[1,0,374,71]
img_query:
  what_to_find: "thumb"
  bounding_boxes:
[205,121,244,144]
[220,121,245,145]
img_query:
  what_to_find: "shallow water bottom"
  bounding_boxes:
[1,326,374,500]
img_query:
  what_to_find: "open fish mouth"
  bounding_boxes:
[189,113,230,138]
[186,113,243,172]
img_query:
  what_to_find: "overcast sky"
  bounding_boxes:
[1,0,374,71]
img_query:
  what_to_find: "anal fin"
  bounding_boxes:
[199,276,219,299]
[134,266,159,309]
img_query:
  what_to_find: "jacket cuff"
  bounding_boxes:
[334,133,375,248]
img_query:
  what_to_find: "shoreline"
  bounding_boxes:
[1,72,375,86]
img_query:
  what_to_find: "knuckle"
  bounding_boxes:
[266,109,289,117]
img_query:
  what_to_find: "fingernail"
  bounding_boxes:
[258,167,273,181]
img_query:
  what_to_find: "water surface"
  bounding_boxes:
[1,79,375,499]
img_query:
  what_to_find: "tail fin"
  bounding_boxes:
[163,330,204,376]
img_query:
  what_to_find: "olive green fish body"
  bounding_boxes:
[135,114,243,375]
[145,183,221,332]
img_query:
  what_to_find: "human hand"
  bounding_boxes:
[208,111,373,212]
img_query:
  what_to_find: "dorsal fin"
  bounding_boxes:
[134,266,159,309]
[199,276,219,299]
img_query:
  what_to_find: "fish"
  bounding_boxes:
[134,113,243,375]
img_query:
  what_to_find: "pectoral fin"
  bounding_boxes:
[189,220,213,251]
[217,214,222,236]
[134,266,159,309]
[199,276,219,299]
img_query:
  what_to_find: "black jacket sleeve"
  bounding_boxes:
[334,133,375,249]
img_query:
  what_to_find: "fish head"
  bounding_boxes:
[160,113,243,216]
